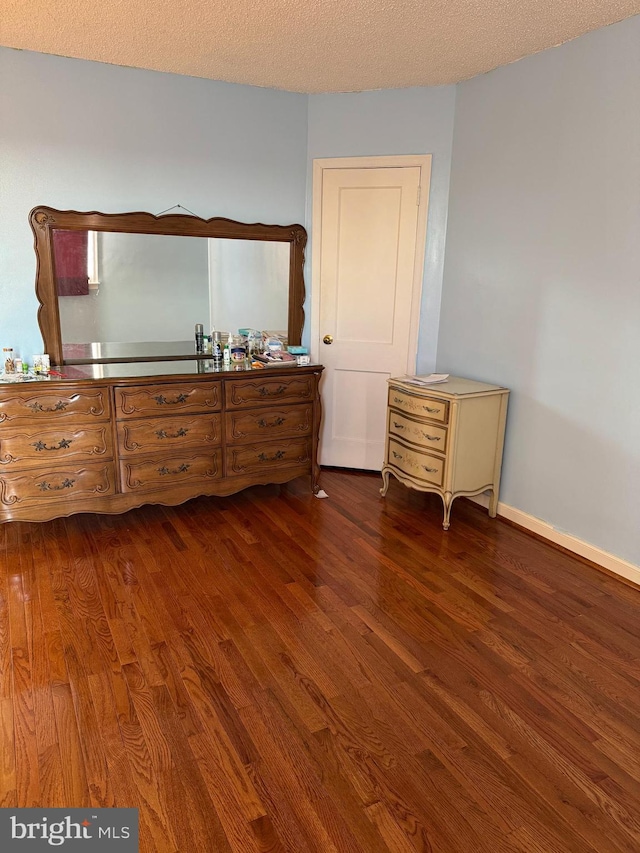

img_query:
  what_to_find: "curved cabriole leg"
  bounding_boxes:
[380,468,390,496]
[488,488,499,518]
[442,491,454,530]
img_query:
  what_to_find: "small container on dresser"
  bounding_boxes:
[3,348,15,374]
[380,376,509,530]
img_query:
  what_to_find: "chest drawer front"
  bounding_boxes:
[388,388,448,424]
[226,404,312,444]
[115,382,221,419]
[0,424,112,470]
[387,437,444,487]
[0,388,110,425]
[388,411,447,454]
[226,437,311,475]
[119,451,222,493]
[0,463,115,508]
[117,414,222,455]
[226,376,315,409]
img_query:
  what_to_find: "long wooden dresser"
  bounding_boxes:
[381,375,509,530]
[0,361,323,523]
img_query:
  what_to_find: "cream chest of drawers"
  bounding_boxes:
[0,363,323,523]
[381,376,509,529]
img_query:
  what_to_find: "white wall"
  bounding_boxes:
[438,17,640,565]
[307,87,456,368]
[0,47,307,361]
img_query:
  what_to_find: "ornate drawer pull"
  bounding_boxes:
[26,400,70,413]
[258,385,287,397]
[392,450,437,474]
[155,428,188,439]
[153,393,188,405]
[393,421,404,429]
[37,478,75,491]
[423,406,440,414]
[158,463,191,475]
[258,450,285,461]
[257,417,285,428]
[423,433,441,441]
[32,438,73,451]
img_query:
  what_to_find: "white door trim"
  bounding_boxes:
[310,154,432,371]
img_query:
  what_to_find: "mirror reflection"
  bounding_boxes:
[53,230,290,360]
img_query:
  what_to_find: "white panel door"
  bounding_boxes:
[315,161,430,470]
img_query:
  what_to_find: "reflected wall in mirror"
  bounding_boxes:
[31,207,307,365]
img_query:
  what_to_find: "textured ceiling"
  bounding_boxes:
[2,0,640,93]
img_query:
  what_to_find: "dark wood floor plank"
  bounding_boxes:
[8,542,41,807]
[30,590,66,806]
[106,667,181,852]
[50,683,89,806]
[0,697,17,806]
[242,688,374,853]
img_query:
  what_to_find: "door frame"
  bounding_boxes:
[310,154,432,370]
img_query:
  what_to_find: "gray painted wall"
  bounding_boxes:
[307,87,457,368]
[437,16,640,565]
[0,47,307,362]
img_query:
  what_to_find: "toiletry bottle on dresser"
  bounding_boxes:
[195,323,204,354]
[212,331,223,366]
[3,348,15,373]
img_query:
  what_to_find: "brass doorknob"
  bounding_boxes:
[323,334,333,345]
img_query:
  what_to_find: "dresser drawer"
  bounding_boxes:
[388,411,447,454]
[119,451,222,493]
[115,381,221,419]
[226,437,311,476]
[0,387,110,425]
[226,404,312,444]
[387,437,444,487]
[0,463,115,508]
[117,414,221,456]
[0,424,112,470]
[388,387,448,424]
[225,375,315,409]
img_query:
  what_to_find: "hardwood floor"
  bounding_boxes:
[1,469,640,852]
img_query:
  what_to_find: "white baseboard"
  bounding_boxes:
[469,494,640,587]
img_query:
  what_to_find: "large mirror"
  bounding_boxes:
[30,207,307,365]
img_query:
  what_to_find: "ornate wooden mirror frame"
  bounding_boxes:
[30,206,307,366]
